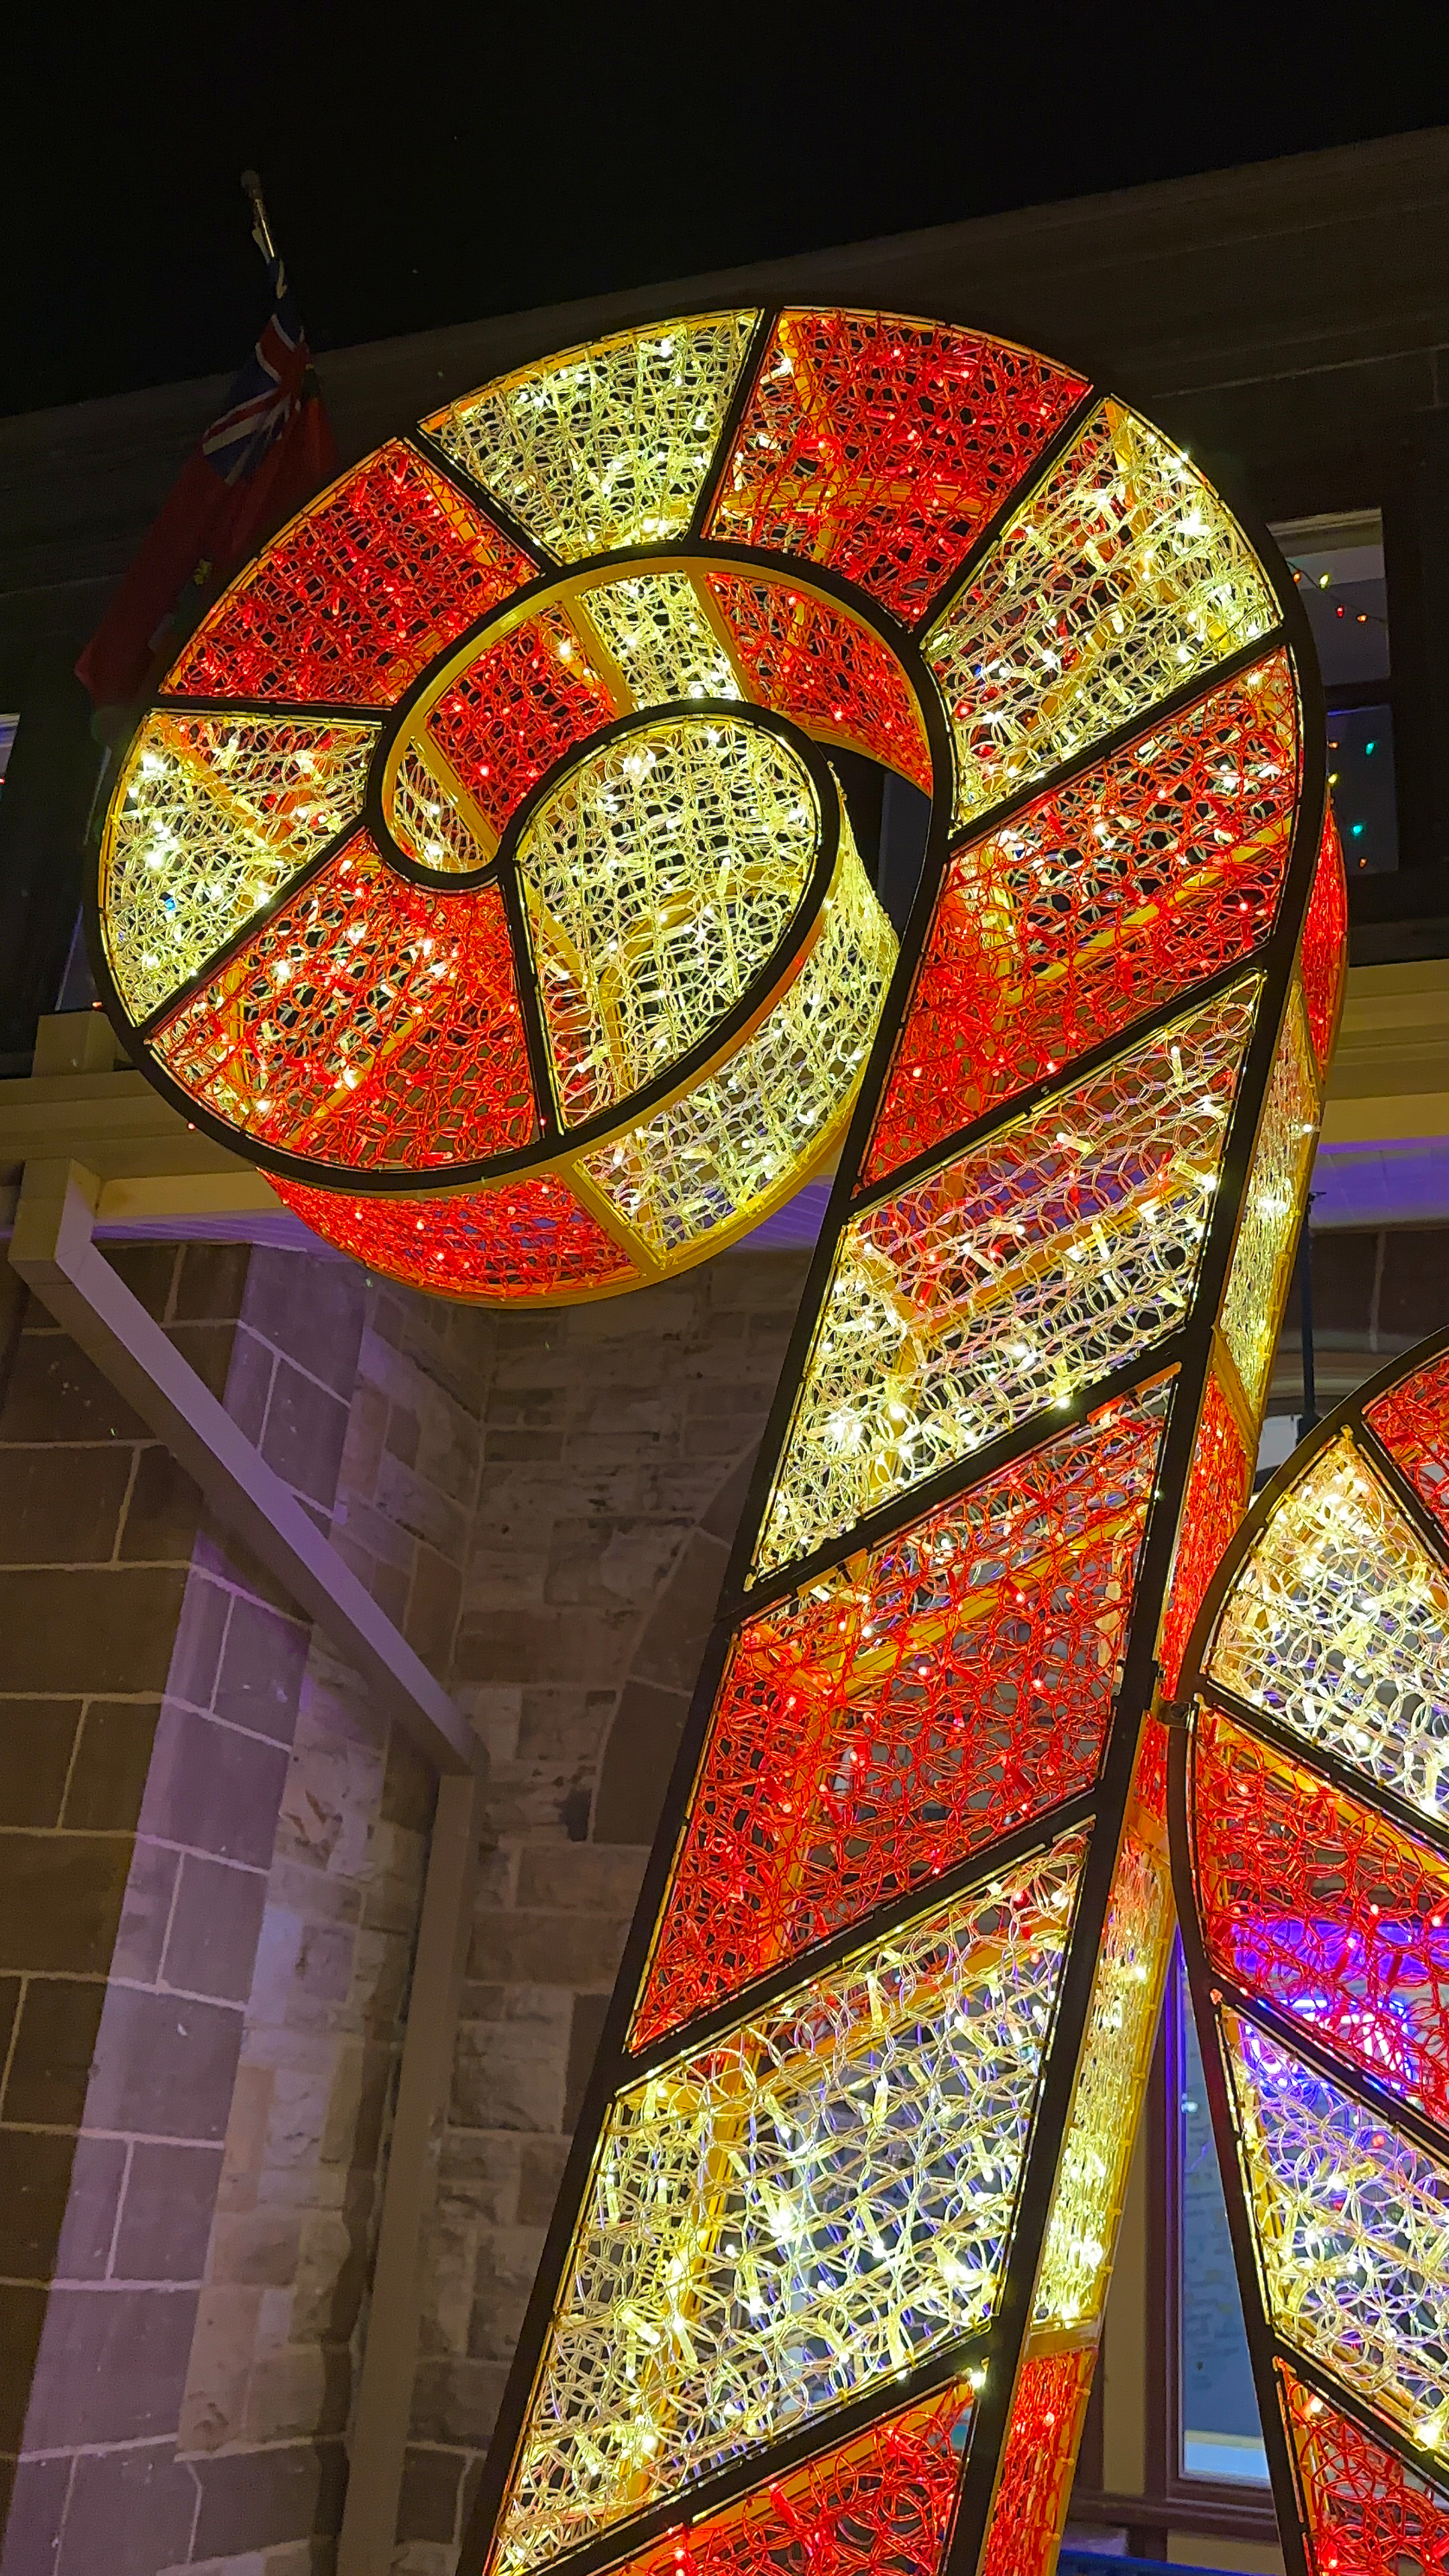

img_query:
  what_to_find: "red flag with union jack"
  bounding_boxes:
[76,241,337,708]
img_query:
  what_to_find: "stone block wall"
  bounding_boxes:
[172,1275,496,2573]
[0,1241,368,2571]
[0,1230,811,2576]
[392,1249,812,2573]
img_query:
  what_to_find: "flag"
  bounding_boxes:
[76,248,337,709]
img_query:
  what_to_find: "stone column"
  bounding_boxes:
[172,1271,490,2571]
[391,1250,811,2572]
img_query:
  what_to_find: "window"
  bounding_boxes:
[1273,511,1388,690]
[1326,705,1397,873]
[0,714,16,796]
[1175,1949,1269,2485]
[1063,1940,1280,2554]
[1271,512,1397,873]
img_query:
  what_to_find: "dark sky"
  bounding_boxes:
[5,1,1445,415]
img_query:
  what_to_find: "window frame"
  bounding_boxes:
[1270,502,1399,884]
[1149,1945,1281,2542]
[1258,451,1449,919]
[1065,1953,1280,2552]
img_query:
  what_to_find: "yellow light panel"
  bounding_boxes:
[490,1829,1085,2574]
[582,821,894,1256]
[926,402,1275,830]
[425,313,761,560]
[1033,1817,1172,2330]
[1220,985,1318,1417]
[101,710,375,1021]
[518,714,821,1128]
[582,570,741,708]
[1224,2010,1449,2450]
[388,740,494,873]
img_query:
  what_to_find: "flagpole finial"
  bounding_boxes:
[240,170,276,267]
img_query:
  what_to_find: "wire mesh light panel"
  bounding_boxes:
[1174,1333,1449,2576]
[91,305,1342,2570]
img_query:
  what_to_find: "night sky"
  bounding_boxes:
[5,3,1444,416]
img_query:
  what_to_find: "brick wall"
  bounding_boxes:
[0,1242,368,2574]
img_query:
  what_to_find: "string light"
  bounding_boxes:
[1287,557,1389,633]
[467,323,1334,2576]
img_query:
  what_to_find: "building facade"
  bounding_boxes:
[2,125,1449,2576]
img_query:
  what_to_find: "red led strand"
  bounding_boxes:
[708,311,1085,623]
[169,442,534,706]
[633,1387,1167,2047]
[274,1171,637,1299]
[863,652,1300,1186]
[152,838,537,1170]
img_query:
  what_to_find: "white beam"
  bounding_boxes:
[7,1157,479,1778]
[337,1770,482,2575]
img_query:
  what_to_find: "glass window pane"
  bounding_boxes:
[1271,511,1389,688]
[1328,704,1399,873]
[1177,1945,1270,2483]
[0,715,16,793]
[1269,513,1399,873]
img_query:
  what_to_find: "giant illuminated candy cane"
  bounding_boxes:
[90,309,1344,2573]
[1174,1334,1449,2576]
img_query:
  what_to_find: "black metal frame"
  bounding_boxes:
[84,529,957,1197]
[1168,1321,1449,2576]
[406,315,1333,2576]
[79,294,1332,2572]
[83,305,1106,1207]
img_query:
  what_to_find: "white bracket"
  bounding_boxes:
[8,1153,486,2567]
[9,1157,478,1778]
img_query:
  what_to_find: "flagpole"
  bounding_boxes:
[75,165,337,714]
[239,169,277,269]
